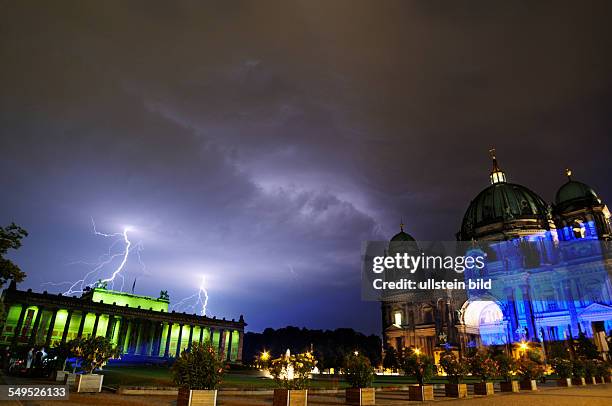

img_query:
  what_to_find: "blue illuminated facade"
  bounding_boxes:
[381,152,612,358]
[458,156,612,352]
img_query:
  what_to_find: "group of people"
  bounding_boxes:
[1,345,49,376]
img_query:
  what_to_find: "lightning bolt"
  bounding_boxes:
[43,218,143,295]
[171,275,209,316]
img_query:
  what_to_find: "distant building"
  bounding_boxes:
[382,151,612,358]
[0,283,246,362]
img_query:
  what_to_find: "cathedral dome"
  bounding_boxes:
[390,230,416,242]
[459,149,550,240]
[460,183,549,237]
[388,222,419,255]
[554,170,601,212]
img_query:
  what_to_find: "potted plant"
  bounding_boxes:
[439,350,468,398]
[51,342,72,382]
[400,348,435,401]
[595,360,610,383]
[468,349,498,395]
[269,351,316,406]
[344,353,375,405]
[172,341,226,406]
[584,359,599,385]
[596,360,611,383]
[517,354,544,391]
[551,358,573,387]
[69,336,120,393]
[495,353,519,392]
[571,358,586,386]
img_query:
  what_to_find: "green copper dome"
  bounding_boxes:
[555,180,600,207]
[460,182,549,239]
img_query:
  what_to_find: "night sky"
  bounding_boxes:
[1,1,611,336]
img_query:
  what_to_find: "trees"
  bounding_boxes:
[69,336,120,374]
[243,327,381,370]
[344,353,374,388]
[439,349,468,384]
[382,347,399,371]
[0,222,28,319]
[574,331,599,359]
[399,348,435,386]
[0,222,28,289]
[172,341,226,390]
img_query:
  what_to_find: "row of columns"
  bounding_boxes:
[7,305,243,362]
[9,306,105,348]
[160,322,243,361]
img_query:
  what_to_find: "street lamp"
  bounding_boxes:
[261,350,270,361]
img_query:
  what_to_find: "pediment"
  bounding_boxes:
[578,302,612,317]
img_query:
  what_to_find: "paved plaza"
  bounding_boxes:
[1,372,611,406]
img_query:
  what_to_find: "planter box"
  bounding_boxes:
[64,373,77,387]
[586,376,598,385]
[519,380,537,391]
[54,370,68,382]
[273,389,308,406]
[345,388,375,405]
[445,383,467,398]
[177,388,218,406]
[499,381,519,392]
[74,374,104,393]
[408,385,434,401]
[557,378,572,387]
[473,382,494,395]
[571,377,586,386]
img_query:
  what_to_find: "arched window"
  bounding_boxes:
[393,311,403,326]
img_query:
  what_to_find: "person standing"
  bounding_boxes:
[26,347,34,370]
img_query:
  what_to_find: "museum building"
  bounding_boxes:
[0,282,246,362]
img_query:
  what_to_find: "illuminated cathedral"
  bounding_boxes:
[382,150,612,359]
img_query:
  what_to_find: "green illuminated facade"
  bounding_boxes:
[0,282,245,362]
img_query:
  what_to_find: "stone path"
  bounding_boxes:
[1,372,611,406]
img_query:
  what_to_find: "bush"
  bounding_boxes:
[596,360,611,377]
[574,331,599,359]
[494,353,519,382]
[468,349,499,382]
[572,359,586,378]
[50,341,72,372]
[400,348,435,386]
[268,352,317,390]
[550,358,573,379]
[171,341,226,390]
[517,358,545,381]
[69,336,120,374]
[344,353,374,388]
[584,359,598,378]
[439,350,467,384]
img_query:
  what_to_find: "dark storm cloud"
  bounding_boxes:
[1,0,611,334]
